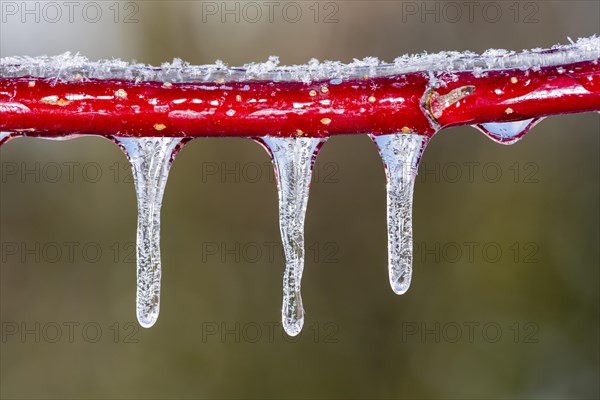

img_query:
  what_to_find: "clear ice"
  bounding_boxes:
[475,118,542,144]
[260,136,326,336]
[370,133,429,294]
[0,132,11,146]
[115,137,183,328]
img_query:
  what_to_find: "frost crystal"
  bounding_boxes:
[1,36,597,83]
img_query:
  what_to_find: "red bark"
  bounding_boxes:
[0,60,598,139]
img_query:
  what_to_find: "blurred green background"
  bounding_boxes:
[1,1,599,399]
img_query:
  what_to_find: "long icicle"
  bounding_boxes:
[115,137,183,328]
[260,137,326,336]
[370,133,429,294]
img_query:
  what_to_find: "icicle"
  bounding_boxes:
[114,137,183,328]
[370,133,429,295]
[475,118,542,145]
[259,136,326,336]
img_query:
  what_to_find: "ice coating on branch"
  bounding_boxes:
[115,137,183,328]
[1,36,597,83]
[370,133,429,294]
[394,36,599,81]
[259,136,326,336]
[475,118,543,145]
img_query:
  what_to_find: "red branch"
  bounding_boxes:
[0,60,598,140]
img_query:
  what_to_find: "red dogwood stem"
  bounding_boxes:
[0,60,598,139]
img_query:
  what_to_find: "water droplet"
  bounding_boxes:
[258,136,327,336]
[114,137,184,328]
[475,118,542,144]
[370,133,429,295]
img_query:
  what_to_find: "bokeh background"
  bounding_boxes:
[1,1,599,398]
